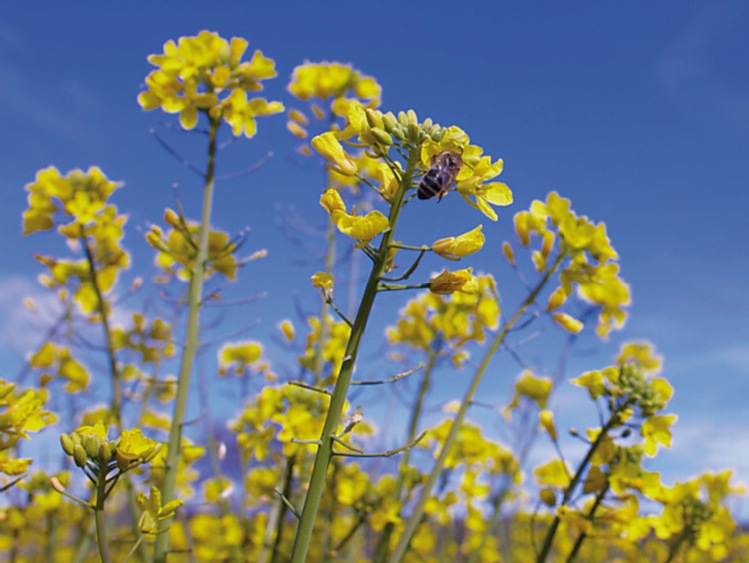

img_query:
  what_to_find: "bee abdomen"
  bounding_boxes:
[417,171,444,200]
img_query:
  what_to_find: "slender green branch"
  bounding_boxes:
[333,432,427,458]
[290,149,420,563]
[565,485,608,562]
[326,298,353,328]
[153,115,220,563]
[351,362,423,386]
[381,247,428,283]
[535,404,627,563]
[388,252,566,563]
[80,226,122,430]
[288,380,333,396]
[377,282,430,292]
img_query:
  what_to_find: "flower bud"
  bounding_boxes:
[370,127,393,146]
[98,441,114,465]
[540,487,556,507]
[397,111,409,127]
[382,111,398,133]
[82,435,101,460]
[73,444,89,468]
[60,434,76,456]
[365,108,384,129]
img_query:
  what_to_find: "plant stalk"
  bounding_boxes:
[388,253,565,563]
[153,116,220,563]
[290,151,418,563]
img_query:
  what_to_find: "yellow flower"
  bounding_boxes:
[553,312,584,334]
[432,225,485,260]
[539,410,557,441]
[641,414,677,457]
[116,428,161,470]
[504,371,553,419]
[534,459,571,489]
[311,272,334,300]
[218,341,264,376]
[288,61,381,107]
[312,132,358,175]
[139,31,282,135]
[319,189,390,243]
[428,268,479,295]
[136,485,184,535]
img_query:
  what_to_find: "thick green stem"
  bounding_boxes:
[94,472,112,563]
[290,152,419,563]
[388,253,565,563]
[153,117,220,563]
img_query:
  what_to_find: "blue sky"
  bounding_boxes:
[1,2,748,509]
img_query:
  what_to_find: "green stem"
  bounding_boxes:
[388,253,565,563]
[153,116,220,563]
[535,407,625,563]
[290,150,419,563]
[80,227,122,430]
[565,485,608,562]
[94,472,112,563]
[82,227,147,561]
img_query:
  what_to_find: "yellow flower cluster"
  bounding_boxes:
[0,382,55,477]
[387,275,500,365]
[138,31,283,135]
[146,208,265,282]
[23,167,129,315]
[287,61,381,142]
[513,191,630,338]
[312,102,512,220]
[218,341,273,379]
[59,421,161,473]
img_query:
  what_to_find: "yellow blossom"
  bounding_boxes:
[539,410,557,441]
[553,312,584,333]
[116,428,161,470]
[312,132,359,175]
[641,414,677,457]
[428,268,479,295]
[432,225,485,260]
[311,272,334,300]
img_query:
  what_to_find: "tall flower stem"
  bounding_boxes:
[388,252,565,563]
[94,471,113,563]
[153,116,220,563]
[290,151,419,563]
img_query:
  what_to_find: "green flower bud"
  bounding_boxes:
[397,111,409,127]
[60,434,75,456]
[73,444,89,468]
[98,441,113,465]
[422,118,433,130]
[82,435,101,460]
[365,108,383,129]
[406,109,418,126]
[370,127,393,146]
[381,112,398,133]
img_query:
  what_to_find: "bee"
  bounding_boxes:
[417,151,462,201]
